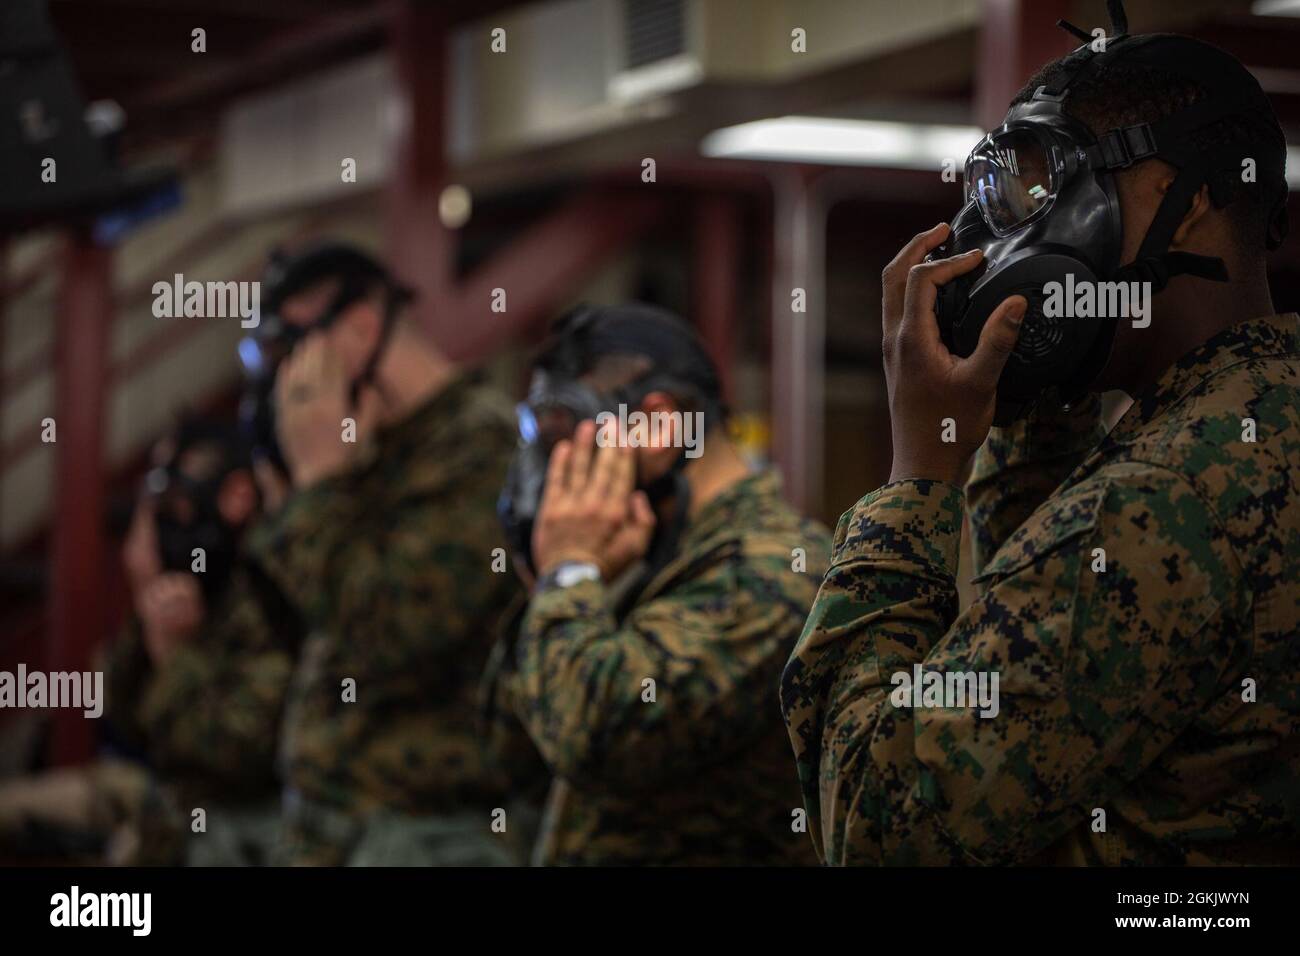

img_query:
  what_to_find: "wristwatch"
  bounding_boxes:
[536,560,602,593]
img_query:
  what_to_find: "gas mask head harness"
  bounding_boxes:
[144,418,251,605]
[498,303,725,587]
[933,0,1289,424]
[238,242,414,472]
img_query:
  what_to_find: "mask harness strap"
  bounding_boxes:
[1045,27,1243,296]
[346,283,411,408]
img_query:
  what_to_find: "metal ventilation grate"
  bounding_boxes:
[624,0,686,69]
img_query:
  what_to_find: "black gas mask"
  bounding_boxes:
[499,370,612,575]
[498,304,724,581]
[498,368,694,579]
[145,424,250,605]
[238,243,413,473]
[932,0,1289,424]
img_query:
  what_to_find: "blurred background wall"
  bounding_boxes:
[2,0,1299,768]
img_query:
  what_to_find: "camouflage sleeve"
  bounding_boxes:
[244,474,362,625]
[780,468,1244,865]
[478,600,552,795]
[101,622,153,752]
[136,635,292,790]
[246,432,516,687]
[966,393,1105,579]
[100,600,291,791]
[508,539,813,791]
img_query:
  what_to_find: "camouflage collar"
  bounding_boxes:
[681,468,783,548]
[1109,312,1299,441]
[625,468,786,609]
[374,370,480,454]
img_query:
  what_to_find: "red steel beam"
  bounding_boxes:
[48,227,114,766]
[0,238,6,548]
[129,7,388,116]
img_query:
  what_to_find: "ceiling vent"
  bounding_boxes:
[608,0,702,103]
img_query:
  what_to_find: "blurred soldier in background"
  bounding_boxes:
[485,304,828,865]
[0,417,299,866]
[241,243,525,866]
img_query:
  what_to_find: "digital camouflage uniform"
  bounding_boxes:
[95,558,293,866]
[246,373,524,866]
[782,313,1300,865]
[485,470,829,865]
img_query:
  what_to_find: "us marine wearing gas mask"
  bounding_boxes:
[241,242,524,866]
[484,303,830,865]
[781,1,1299,865]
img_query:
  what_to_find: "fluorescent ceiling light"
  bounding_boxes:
[703,115,1300,192]
[700,116,983,170]
[1252,0,1300,16]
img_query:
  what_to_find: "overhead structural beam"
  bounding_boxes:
[129,7,387,116]
[119,0,533,146]
[48,227,113,766]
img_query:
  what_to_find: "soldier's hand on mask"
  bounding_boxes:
[533,419,657,582]
[882,222,1027,485]
[274,334,378,489]
[252,458,291,515]
[138,572,204,667]
[122,497,162,595]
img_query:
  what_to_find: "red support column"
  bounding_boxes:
[692,195,740,405]
[0,239,7,549]
[976,0,1075,129]
[385,0,455,348]
[48,226,113,766]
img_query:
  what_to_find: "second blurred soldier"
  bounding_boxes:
[242,243,523,865]
[485,304,828,865]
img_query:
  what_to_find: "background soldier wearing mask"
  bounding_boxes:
[782,4,1299,865]
[487,304,829,865]
[241,242,522,866]
[1,418,298,866]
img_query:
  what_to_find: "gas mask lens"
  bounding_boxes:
[515,402,539,445]
[238,319,305,383]
[518,401,581,454]
[965,127,1058,236]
